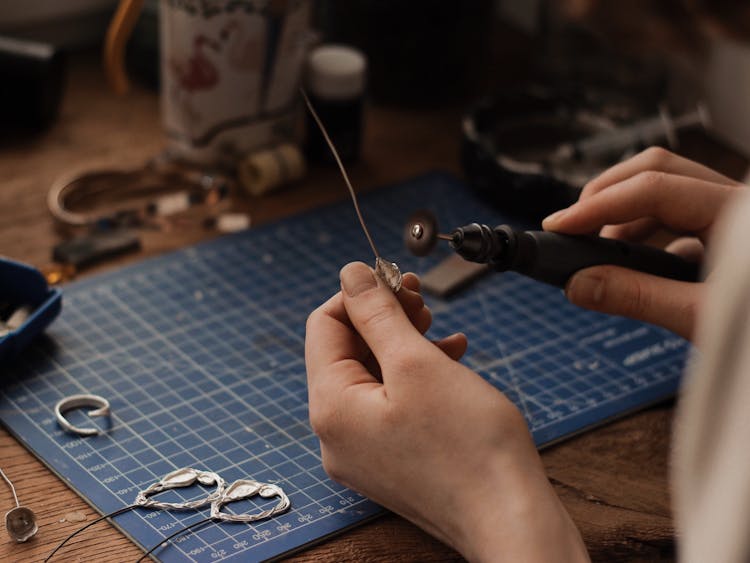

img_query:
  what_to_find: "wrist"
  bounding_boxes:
[450,447,589,563]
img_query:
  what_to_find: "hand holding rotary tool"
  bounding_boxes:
[404,210,701,289]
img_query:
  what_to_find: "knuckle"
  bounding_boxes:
[378,405,400,430]
[384,345,422,375]
[320,450,346,484]
[618,274,652,317]
[308,404,336,442]
[305,309,321,334]
[641,145,674,166]
[676,293,699,334]
[359,299,398,332]
[308,410,325,438]
[635,170,667,191]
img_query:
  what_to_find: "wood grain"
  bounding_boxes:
[1,50,743,562]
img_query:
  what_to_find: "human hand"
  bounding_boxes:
[305,262,588,562]
[542,147,745,340]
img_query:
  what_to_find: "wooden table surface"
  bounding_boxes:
[1,51,746,563]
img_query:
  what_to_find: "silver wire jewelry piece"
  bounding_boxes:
[54,394,111,436]
[210,479,291,523]
[134,468,225,511]
[375,257,403,293]
[1,468,38,542]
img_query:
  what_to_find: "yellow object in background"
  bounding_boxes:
[104,0,145,94]
[237,143,307,196]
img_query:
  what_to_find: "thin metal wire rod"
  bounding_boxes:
[301,89,381,258]
[0,468,20,507]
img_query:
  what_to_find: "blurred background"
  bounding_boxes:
[3,0,750,276]
[3,0,749,151]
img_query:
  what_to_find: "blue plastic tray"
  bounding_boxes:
[0,257,62,363]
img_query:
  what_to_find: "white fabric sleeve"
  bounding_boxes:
[674,189,750,563]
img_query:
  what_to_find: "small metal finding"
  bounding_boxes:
[55,394,111,436]
[1,468,38,542]
[302,89,403,293]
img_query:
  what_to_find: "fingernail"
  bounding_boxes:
[566,271,604,305]
[542,208,567,227]
[340,262,378,297]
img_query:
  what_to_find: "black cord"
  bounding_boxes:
[135,516,213,563]
[45,504,136,562]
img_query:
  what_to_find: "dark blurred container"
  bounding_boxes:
[318,0,494,107]
[0,35,66,131]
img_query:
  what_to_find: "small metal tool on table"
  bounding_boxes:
[405,210,701,289]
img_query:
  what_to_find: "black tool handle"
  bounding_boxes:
[450,224,701,288]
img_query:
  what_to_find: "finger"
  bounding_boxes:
[339,261,423,367]
[401,272,421,292]
[580,146,740,200]
[397,282,432,335]
[434,333,468,361]
[565,265,702,340]
[600,217,661,241]
[305,292,378,401]
[665,237,705,263]
[397,281,425,318]
[409,304,432,335]
[543,173,737,239]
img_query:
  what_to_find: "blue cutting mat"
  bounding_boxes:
[1,172,688,561]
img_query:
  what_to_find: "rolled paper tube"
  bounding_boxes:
[237,143,307,196]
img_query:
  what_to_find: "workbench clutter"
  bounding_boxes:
[106,0,370,178]
[0,35,66,132]
[459,84,714,225]
[304,44,367,164]
[43,157,240,281]
[0,260,57,540]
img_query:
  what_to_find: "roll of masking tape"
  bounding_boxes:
[237,143,307,196]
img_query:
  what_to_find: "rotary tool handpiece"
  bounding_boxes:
[449,223,701,288]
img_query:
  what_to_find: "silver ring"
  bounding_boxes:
[54,394,111,436]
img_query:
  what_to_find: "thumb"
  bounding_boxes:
[340,262,423,361]
[565,266,702,340]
